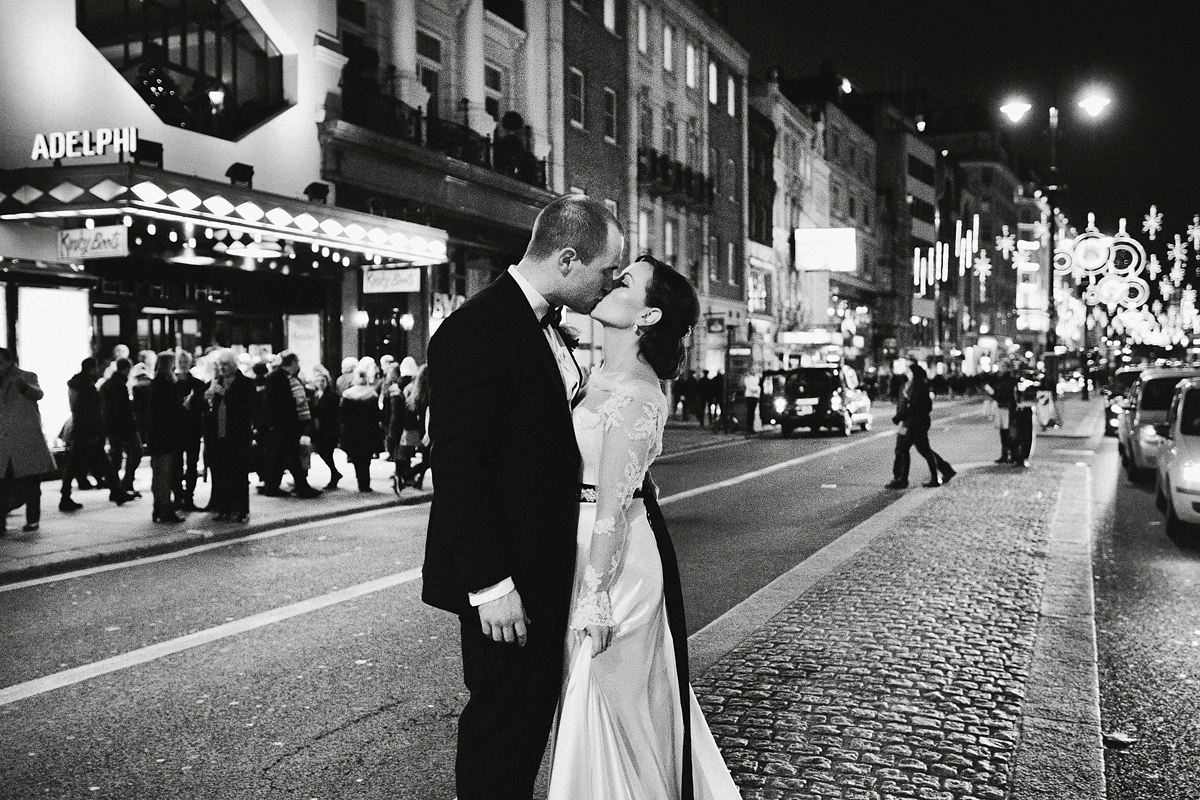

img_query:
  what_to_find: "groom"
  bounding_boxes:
[423,195,625,800]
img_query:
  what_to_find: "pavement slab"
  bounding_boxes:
[692,462,1101,800]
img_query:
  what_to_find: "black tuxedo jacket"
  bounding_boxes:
[422,271,581,626]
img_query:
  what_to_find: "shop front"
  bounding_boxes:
[0,162,447,438]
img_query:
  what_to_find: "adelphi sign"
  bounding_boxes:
[30,127,138,161]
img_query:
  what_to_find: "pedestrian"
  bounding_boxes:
[675,370,693,420]
[710,370,726,427]
[339,365,382,492]
[59,357,135,512]
[886,364,955,489]
[335,356,358,395]
[99,357,143,497]
[421,194,625,800]
[397,360,427,491]
[0,347,56,534]
[985,360,1019,463]
[742,370,761,432]
[129,360,153,451]
[146,351,185,523]
[309,364,343,490]
[693,369,710,423]
[204,349,256,523]
[379,360,409,465]
[257,351,320,498]
[174,351,207,511]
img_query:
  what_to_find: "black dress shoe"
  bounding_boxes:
[941,468,956,484]
[59,497,83,512]
[293,486,321,499]
[885,479,908,490]
[994,457,1010,464]
[257,486,289,497]
[153,511,185,524]
[923,479,943,488]
[110,492,136,506]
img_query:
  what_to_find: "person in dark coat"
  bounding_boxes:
[379,362,409,467]
[60,358,135,511]
[339,367,383,492]
[398,363,429,490]
[887,364,955,489]
[0,347,56,534]
[257,351,319,498]
[99,357,142,497]
[310,365,343,490]
[146,351,185,523]
[204,349,256,522]
[174,351,207,511]
[986,360,1020,463]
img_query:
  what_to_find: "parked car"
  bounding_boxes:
[1103,367,1143,437]
[759,364,873,437]
[1154,377,1200,534]
[1117,367,1200,481]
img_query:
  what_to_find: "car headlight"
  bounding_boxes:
[1181,462,1200,487]
[830,394,842,410]
[774,398,786,413]
[1140,424,1162,445]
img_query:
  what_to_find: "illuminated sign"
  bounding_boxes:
[57,225,129,260]
[31,127,138,161]
[363,268,422,294]
[794,228,858,272]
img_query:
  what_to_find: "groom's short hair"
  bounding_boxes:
[524,195,619,265]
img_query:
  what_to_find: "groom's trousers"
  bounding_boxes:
[457,613,566,800]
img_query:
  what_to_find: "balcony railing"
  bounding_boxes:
[341,85,547,190]
[637,147,713,210]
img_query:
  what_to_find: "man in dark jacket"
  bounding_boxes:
[174,351,208,511]
[60,358,136,511]
[422,195,624,800]
[257,351,319,498]
[99,357,143,497]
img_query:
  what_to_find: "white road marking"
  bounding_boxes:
[0,568,423,707]
[0,504,423,593]
[658,409,981,506]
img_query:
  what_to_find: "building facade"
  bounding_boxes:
[0,0,448,443]
[745,104,776,372]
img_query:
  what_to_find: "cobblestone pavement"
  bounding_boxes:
[695,463,1066,800]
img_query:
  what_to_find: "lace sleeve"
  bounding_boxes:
[570,384,665,630]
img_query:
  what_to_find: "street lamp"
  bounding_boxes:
[1001,87,1111,393]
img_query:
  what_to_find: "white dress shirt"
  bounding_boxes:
[467,267,582,608]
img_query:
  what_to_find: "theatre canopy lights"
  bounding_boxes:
[0,164,448,266]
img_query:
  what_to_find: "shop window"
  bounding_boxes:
[77,0,287,141]
[17,286,91,449]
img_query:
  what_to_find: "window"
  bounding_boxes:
[484,64,504,121]
[663,103,676,158]
[831,130,841,158]
[749,270,769,314]
[689,224,703,284]
[686,43,697,88]
[708,61,718,104]
[568,67,585,127]
[831,185,841,213]
[603,0,616,31]
[419,64,441,117]
[709,235,719,281]
[863,203,871,227]
[417,30,441,62]
[727,241,737,284]
[603,87,618,141]
[638,210,651,253]
[664,219,676,266]
[848,195,856,220]
[637,3,648,54]
[662,24,674,72]
[726,74,736,117]
[686,117,700,164]
[710,146,719,193]
[727,157,736,201]
[417,30,442,117]
[638,86,653,148]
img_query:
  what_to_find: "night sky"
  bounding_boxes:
[730,1,1200,249]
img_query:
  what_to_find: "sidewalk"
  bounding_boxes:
[688,459,1102,800]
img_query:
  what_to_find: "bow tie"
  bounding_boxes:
[540,306,563,329]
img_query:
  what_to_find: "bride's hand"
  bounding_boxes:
[582,624,613,657]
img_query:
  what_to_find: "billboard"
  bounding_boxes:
[794,228,858,272]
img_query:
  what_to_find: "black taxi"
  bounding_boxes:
[759,364,874,437]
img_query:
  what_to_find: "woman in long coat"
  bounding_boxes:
[310,365,343,490]
[339,368,383,492]
[146,351,185,523]
[0,347,56,534]
[204,349,257,522]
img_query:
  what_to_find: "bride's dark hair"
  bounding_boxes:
[635,254,700,381]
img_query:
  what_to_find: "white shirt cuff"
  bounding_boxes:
[468,578,515,607]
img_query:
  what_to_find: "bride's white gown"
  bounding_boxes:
[548,372,741,800]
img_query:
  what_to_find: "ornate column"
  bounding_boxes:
[390,0,429,110]
[458,0,492,136]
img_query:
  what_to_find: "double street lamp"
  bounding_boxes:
[999,88,1111,391]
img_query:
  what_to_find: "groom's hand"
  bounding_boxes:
[478,590,531,647]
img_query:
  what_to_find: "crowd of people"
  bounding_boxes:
[0,344,429,534]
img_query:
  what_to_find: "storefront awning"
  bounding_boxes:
[0,163,447,265]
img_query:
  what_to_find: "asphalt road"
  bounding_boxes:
[1092,431,1200,799]
[0,401,999,799]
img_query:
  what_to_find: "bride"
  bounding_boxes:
[548,255,742,800]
